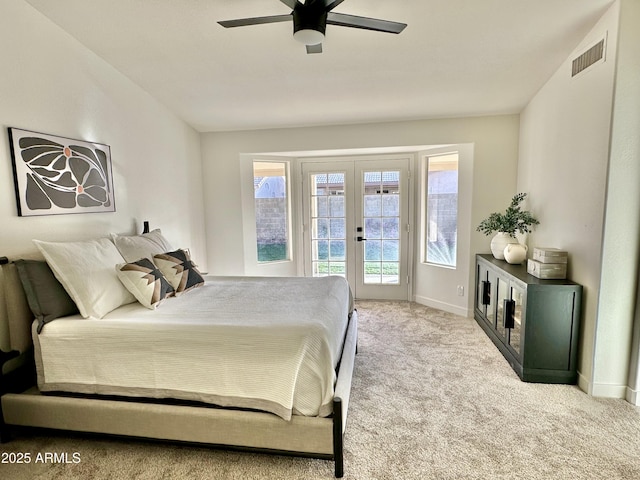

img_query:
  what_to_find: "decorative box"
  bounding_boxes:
[532,247,568,264]
[527,259,567,279]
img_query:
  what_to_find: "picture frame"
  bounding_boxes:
[8,127,115,216]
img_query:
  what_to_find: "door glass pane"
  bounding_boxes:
[310,172,346,278]
[382,218,399,239]
[330,240,346,261]
[364,262,382,284]
[313,240,328,260]
[509,286,523,356]
[313,218,329,239]
[330,263,346,276]
[382,195,399,217]
[365,240,381,261]
[313,196,328,217]
[487,272,496,321]
[330,218,345,238]
[364,218,382,239]
[495,278,508,339]
[382,263,399,283]
[254,161,289,262]
[329,196,345,217]
[362,170,400,284]
[383,240,399,261]
[364,196,382,216]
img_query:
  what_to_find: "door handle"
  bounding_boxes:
[481,280,491,306]
[503,299,515,329]
[356,236,367,242]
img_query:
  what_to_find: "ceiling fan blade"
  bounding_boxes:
[218,14,292,28]
[327,12,407,34]
[279,0,299,9]
[322,0,347,11]
[306,43,323,54]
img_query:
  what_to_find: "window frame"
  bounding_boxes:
[421,151,460,269]
[252,160,293,264]
[240,154,299,277]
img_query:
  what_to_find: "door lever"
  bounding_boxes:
[356,236,367,242]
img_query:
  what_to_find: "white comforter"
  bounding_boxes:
[33,276,352,420]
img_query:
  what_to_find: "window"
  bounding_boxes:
[253,161,290,263]
[424,153,459,267]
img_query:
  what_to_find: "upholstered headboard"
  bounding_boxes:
[0,257,33,374]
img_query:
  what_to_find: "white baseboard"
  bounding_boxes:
[577,371,591,395]
[626,386,640,405]
[574,369,636,403]
[581,376,627,398]
[591,383,628,398]
[414,295,470,318]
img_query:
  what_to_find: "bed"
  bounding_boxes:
[0,228,357,477]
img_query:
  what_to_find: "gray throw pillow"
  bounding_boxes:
[15,259,79,333]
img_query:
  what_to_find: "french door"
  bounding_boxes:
[302,158,410,300]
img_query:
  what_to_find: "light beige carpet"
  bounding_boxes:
[2,300,640,479]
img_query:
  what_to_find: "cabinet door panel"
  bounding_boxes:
[475,263,496,328]
[475,263,489,317]
[527,289,577,370]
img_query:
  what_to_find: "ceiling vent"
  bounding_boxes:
[572,37,606,77]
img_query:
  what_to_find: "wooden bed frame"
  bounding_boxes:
[0,252,358,477]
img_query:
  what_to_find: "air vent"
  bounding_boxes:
[572,38,605,77]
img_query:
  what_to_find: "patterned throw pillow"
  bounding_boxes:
[116,258,175,309]
[153,249,205,295]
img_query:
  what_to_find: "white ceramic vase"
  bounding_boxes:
[503,243,528,264]
[490,232,518,260]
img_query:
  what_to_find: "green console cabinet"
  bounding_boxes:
[474,254,582,383]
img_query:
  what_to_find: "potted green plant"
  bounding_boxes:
[477,193,539,261]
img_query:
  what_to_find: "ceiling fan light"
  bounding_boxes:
[293,28,325,46]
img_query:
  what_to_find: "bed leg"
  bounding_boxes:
[333,397,344,478]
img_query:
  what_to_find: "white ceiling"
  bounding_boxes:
[25,0,614,132]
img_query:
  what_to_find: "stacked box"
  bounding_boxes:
[527,248,568,279]
[532,247,568,264]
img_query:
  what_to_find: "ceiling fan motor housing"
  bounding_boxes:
[293,3,327,39]
[218,0,407,53]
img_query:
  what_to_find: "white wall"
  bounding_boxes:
[597,0,640,402]
[201,115,520,315]
[517,2,620,393]
[0,1,206,346]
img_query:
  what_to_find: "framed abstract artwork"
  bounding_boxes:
[8,128,115,216]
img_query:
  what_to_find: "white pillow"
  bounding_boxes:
[110,229,173,263]
[33,238,136,319]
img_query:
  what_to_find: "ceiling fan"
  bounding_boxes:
[218,0,407,54]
